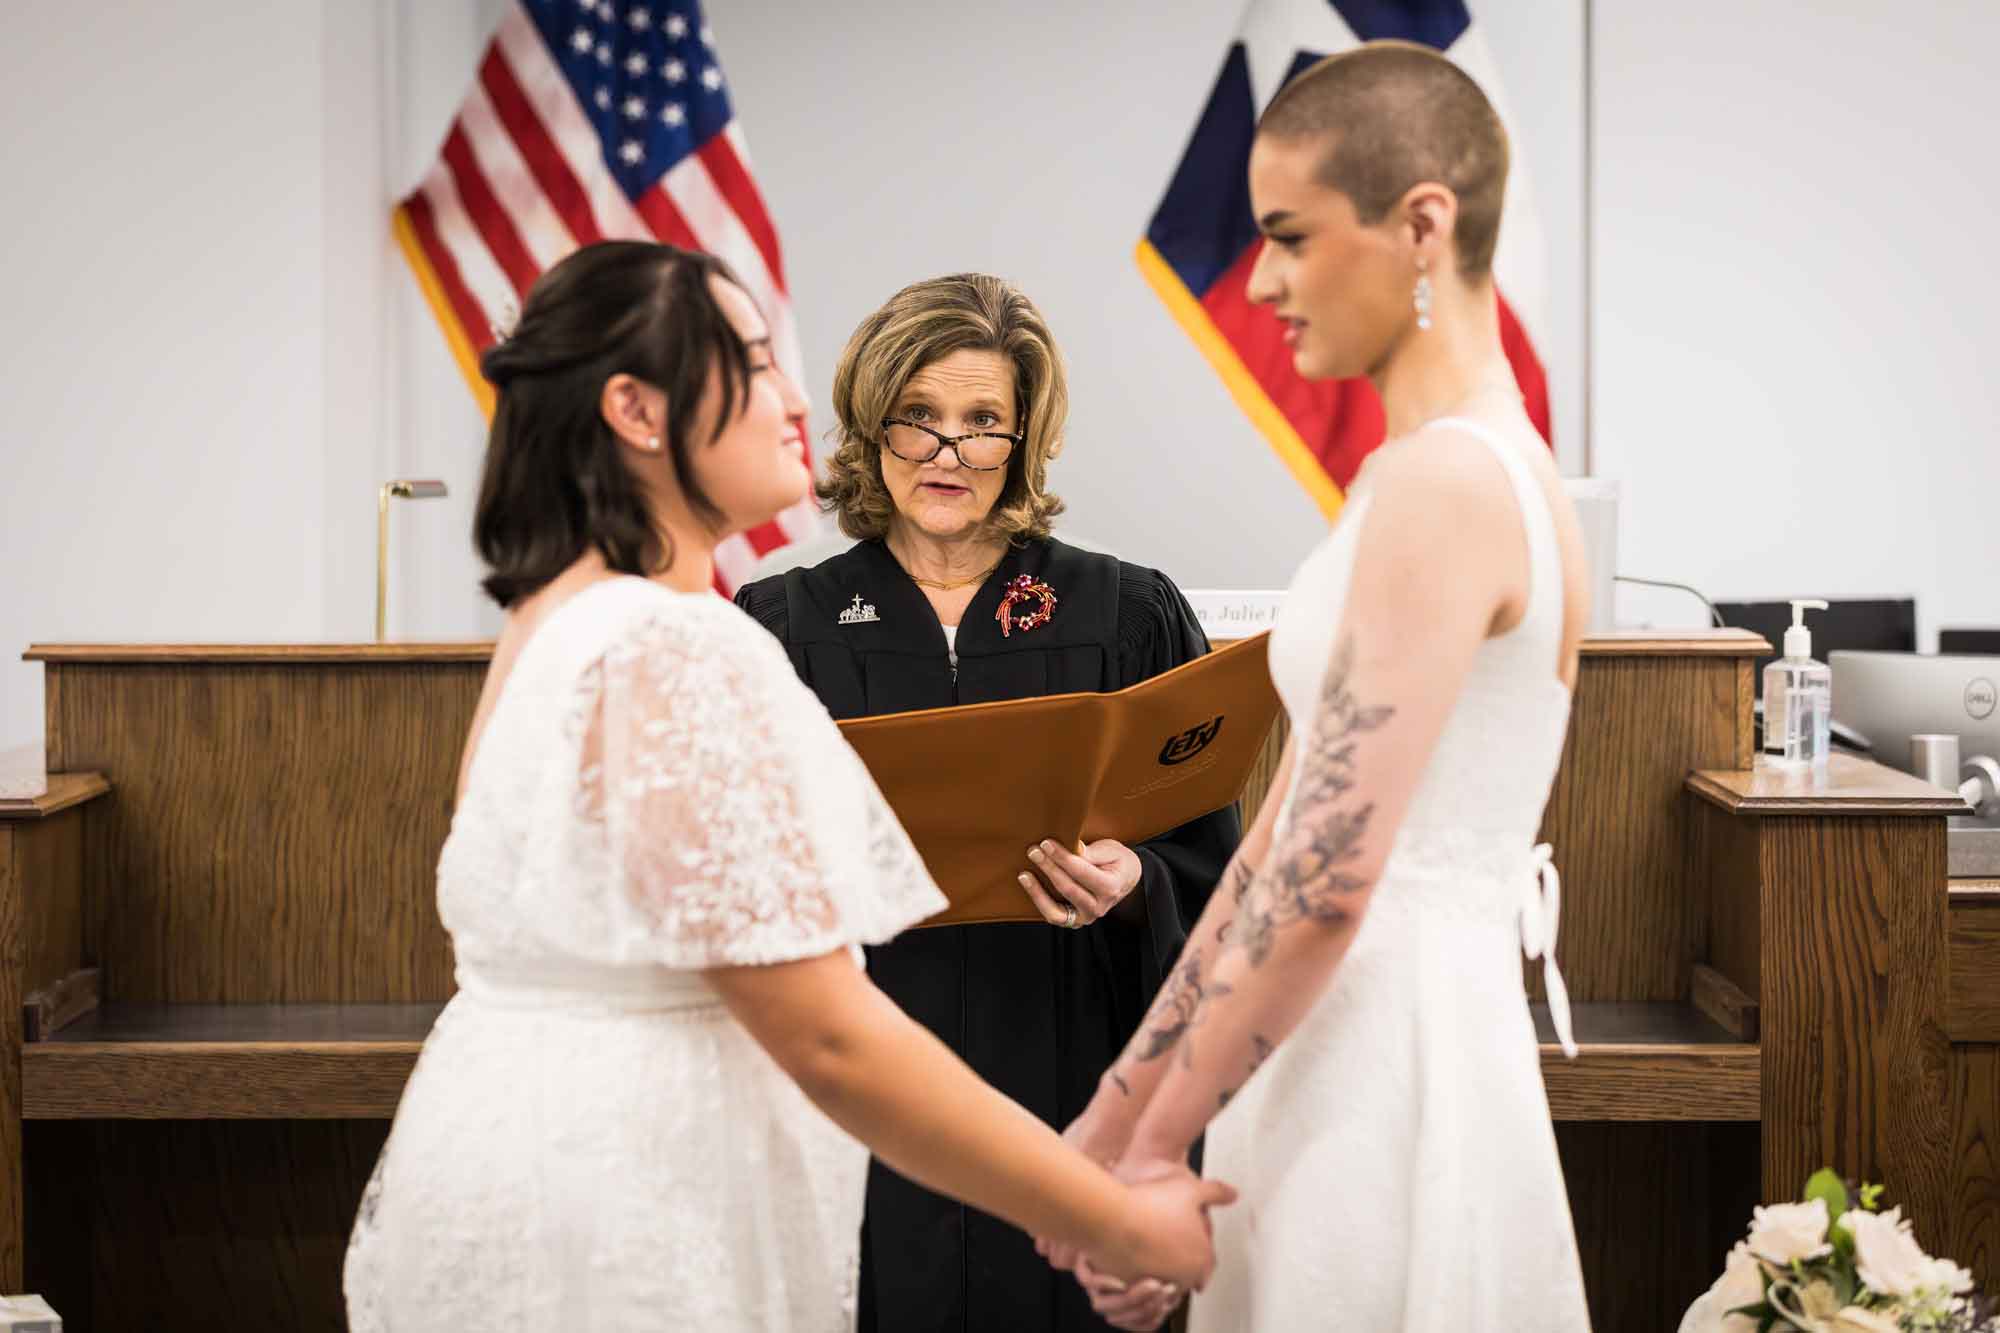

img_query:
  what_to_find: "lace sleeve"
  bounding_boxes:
[575,603,943,969]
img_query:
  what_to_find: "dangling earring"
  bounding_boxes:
[1413,262,1434,332]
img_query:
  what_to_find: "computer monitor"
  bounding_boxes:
[1941,628,2000,656]
[1828,651,2000,775]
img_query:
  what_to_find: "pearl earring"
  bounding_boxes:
[1413,263,1434,332]
[645,436,660,452]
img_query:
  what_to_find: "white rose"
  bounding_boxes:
[1915,1255,1975,1297]
[1828,1306,1903,1333]
[1843,1207,1930,1299]
[1678,1243,1768,1333]
[1748,1199,1833,1265]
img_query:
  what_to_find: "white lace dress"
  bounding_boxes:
[1192,417,1593,1331]
[343,578,946,1332]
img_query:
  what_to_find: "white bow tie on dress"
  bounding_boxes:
[1519,843,1578,1059]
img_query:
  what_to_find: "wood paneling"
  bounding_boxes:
[1536,655,1745,1001]
[1691,964,1758,1041]
[25,1120,388,1333]
[1689,753,1972,816]
[26,1045,421,1120]
[28,643,492,664]
[0,772,109,819]
[19,1000,1757,1122]
[24,1004,438,1119]
[1558,1121,1761,1333]
[22,967,100,1042]
[1949,1044,2000,1282]
[1759,816,1954,1255]
[12,811,90,1003]
[29,628,1769,667]
[1236,718,1288,828]
[43,662,481,1003]
[22,1120,95,1332]
[1574,631,1767,657]
[1,798,96,1292]
[1736,658,1756,770]
[1950,884,2000,1042]
[1693,799,1764,1003]
[1,825,20,1290]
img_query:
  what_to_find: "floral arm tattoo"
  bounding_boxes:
[1133,946,1231,1069]
[1230,637,1394,967]
[1216,1034,1276,1110]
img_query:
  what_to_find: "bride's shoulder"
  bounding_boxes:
[591,581,785,673]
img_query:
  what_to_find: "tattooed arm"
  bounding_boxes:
[1108,436,1543,1169]
[1054,736,1298,1168]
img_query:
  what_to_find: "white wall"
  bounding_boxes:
[6,0,1990,754]
[0,1,503,752]
[1594,1,2000,644]
[0,4,332,750]
[711,0,1587,580]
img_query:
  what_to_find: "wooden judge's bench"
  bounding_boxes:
[1,631,1990,1330]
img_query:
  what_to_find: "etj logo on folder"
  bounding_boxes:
[1160,717,1224,766]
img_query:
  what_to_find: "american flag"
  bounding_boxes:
[1140,0,1552,520]
[392,0,817,592]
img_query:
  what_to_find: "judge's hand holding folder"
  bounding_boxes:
[840,632,1282,928]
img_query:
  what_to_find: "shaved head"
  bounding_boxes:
[1257,41,1509,280]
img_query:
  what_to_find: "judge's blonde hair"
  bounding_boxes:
[818,274,1067,543]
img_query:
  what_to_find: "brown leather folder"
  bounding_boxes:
[838,633,1281,927]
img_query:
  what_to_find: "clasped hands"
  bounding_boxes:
[1036,1102,1232,1331]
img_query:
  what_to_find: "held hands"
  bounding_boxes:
[1088,1144,1208,1320]
[1017,838,1143,928]
[1096,1160,1232,1288]
[1039,1092,1222,1331]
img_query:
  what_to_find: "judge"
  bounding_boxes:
[735,273,1238,1333]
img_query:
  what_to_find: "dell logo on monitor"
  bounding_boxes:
[1969,677,1997,722]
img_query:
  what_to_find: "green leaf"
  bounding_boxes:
[1830,1215,1857,1259]
[1805,1167,1849,1220]
[1858,1182,1885,1212]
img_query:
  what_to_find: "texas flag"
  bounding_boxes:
[1138,0,1551,519]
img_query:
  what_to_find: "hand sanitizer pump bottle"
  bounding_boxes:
[1762,599,1832,778]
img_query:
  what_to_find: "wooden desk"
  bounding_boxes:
[7,628,1982,1331]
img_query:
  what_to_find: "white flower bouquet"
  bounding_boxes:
[1681,1170,1993,1333]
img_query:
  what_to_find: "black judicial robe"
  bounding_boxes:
[735,536,1239,1333]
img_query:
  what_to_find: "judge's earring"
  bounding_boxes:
[1413,261,1434,332]
[644,436,661,452]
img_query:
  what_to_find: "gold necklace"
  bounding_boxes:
[907,561,1000,592]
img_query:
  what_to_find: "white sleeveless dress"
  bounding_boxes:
[343,578,946,1331]
[1192,417,1592,1331]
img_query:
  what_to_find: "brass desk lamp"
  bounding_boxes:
[376,480,448,641]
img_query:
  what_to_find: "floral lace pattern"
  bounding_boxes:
[345,580,944,1331]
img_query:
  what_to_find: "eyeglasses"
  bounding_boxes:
[879,417,1023,471]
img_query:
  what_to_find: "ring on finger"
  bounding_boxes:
[1062,903,1080,929]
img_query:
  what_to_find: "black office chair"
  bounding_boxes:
[1714,597,1917,755]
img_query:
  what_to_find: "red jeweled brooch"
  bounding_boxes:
[996,574,1057,637]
